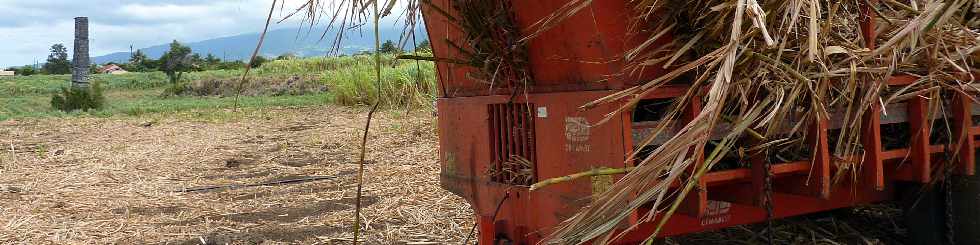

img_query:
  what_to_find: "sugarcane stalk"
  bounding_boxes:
[862,0,896,25]
[353,2,383,244]
[721,115,766,140]
[529,167,636,191]
[649,123,734,240]
[234,0,276,110]
[881,0,919,13]
[747,51,811,84]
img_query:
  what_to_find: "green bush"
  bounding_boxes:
[177,75,326,97]
[50,83,105,112]
[256,54,400,75]
[161,83,190,97]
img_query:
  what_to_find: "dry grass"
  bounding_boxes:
[0,106,471,244]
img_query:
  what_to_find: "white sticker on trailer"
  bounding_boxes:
[700,200,732,226]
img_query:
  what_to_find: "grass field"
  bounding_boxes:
[0,54,436,121]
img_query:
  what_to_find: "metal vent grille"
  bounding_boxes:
[487,103,537,185]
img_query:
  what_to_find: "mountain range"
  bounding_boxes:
[91,26,427,65]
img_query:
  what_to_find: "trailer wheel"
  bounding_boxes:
[899,181,947,245]
[900,154,980,245]
[951,161,980,244]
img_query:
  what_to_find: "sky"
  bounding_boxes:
[0,0,408,68]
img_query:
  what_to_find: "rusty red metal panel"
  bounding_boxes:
[749,140,767,206]
[505,104,513,182]
[896,97,932,183]
[775,118,831,199]
[859,0,886,191]
[420,0,483,97]
[863,102,885,190]
[814,119,832,199]
[441,89,980,243]
[478,215,495,244]
[953,92,975,175]
[488,104,500,181]
[510,0,662,90]
[614,183,894,244]
[887,75,919,86]
[860,0,877,50]
[422,0,660,97]
[680,95,708,217]
[438,91,629,242]
[486,103,538,184]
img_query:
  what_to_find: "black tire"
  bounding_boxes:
[952,154,980,244]
[899,181,948,245]
[900,150,980,245]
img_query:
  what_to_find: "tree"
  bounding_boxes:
[380,40,402,54]
[88,64,99,75]
[127,50,150,72]
[217,60,246,70]
[204,53,221,69]
[159,40,193,91]
[276,53,297,61]
[8,66,36,76]
[189,53,204,71]
[43,44,71,74]
[249,55,269,68]
[415,39,432,53]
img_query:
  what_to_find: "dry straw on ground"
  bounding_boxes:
[0,107,472,244]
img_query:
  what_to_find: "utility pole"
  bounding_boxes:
[71,17,90,88]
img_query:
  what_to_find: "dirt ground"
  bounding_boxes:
[0,106,911,244]
[0,106,471,244]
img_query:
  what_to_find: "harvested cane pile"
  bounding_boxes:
[450,0,534,94]
[538,0,980,244]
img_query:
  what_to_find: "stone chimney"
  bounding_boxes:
[72,17,90,88]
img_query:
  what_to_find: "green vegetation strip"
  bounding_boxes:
[0,54,436,121]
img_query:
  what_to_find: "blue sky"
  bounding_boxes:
[0,0,408,68]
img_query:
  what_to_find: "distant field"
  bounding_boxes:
[0,54,436,121]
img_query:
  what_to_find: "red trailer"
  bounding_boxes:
[420,1,980,244]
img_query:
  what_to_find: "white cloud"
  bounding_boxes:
[116,4,215,21]
[0,0,334,68]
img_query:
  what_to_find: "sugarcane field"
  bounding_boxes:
[2,0,980,244]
